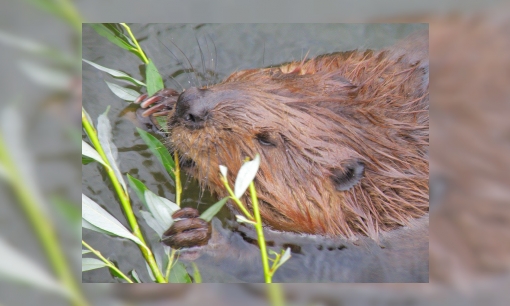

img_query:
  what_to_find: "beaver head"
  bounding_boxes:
[167,33,429,239]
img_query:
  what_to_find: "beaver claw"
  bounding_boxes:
[161,207,212,249]
[134,88,179,117]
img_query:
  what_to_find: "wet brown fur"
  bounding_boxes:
[168,31,429,239]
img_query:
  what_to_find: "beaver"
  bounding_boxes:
[137,30,429,248]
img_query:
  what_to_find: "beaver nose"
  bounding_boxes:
[175,87,212,129]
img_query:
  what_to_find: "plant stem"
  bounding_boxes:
[267,284,286,306]
[120,23,149,64]
[81,110,166,283]
[249,181,271,283]
[165,248,177,281]
[174,151,181,206]
[82,241,133,283]
[221,177,254,220]
[0,134,88,306]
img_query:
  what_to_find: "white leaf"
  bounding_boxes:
[82,258,108,272]
[82,194,145,249]
[83,59,146,86]
[219,165,228,178]
[82,140,109,168]
[0,236,71,297]
[97,108,127,193]
[140,210,166,238]
[19,61,71,89]
[105,81,140,101]
[82,219,110,236]
[234,154,261,199]
[235,215,256,225]
[82,249,91,254]
[273,247,292,272]
[144,190,179,233]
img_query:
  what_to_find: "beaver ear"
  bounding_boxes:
[330,159,365,191]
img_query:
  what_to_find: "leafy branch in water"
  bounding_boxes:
[219,155,291,283]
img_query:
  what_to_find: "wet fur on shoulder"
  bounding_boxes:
[169,31,429,239]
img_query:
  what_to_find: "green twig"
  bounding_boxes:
[165,248,177,281]
[249,181,271,283]
[81,109,166,283]
[0,134,88,306]
[220,176,254,220]
[120,23,149,64]
[267,284,285,306]
[82,241,133,283]
[174,151,182,207]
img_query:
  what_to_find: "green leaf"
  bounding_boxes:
[82,140,108,168]
[136,127,175,178]
[82,258,108,272]
[97,108,127,193]
[90,24,135,52]
[192,263,202,283]
[82,156,94,165]
[127,174,148,208]
[146,59,164,96]
[105,81,140,101]
[200,197,229,222]
[82,194,146,250]
[130,270,141,283]
[234,154,261,198]
[0,236,71,298]
[169,262,191,283]
[83,59,146,86]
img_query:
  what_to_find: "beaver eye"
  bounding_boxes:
[330,159,365,191]
[256,132,276,147]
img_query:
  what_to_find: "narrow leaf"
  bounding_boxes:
[192,263,202,283]
[82,249,91,254]
[105,81,139,101]
[90,24,135,51]
[136,127,175,178]
[140,210,166,238]
[273,247,292,272]
[127,174,148,208]
[146,59,164,96]
[83,59,146,86]
[82,140,108,168]
[82,156,94,165]
[0,236,70,297]
[219,165,228,178]
[19,61,71,89]
[82,219,111,236]
[144,190,179,232]
[131,270,141,283]
[234,154,261,198]
[200,197,229,222]
[169,262,191,283]
[82,194,146,249]
[82,258,108,272]
[235,215,256,225]
[97,108,127,193]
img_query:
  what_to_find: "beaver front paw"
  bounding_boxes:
[135,88,180,132]
[161,207,212,249]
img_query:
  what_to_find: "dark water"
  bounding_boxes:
[82,23,427,283]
